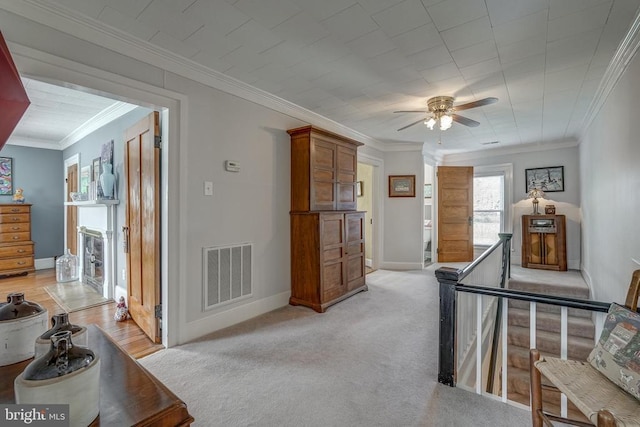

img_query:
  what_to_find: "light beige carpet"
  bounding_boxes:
[44,281,111,313]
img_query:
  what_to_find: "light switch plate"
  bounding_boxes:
[204,181,213,196]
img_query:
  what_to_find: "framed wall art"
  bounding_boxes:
[92,157,102,182]
[0,156,13,195]
[525,166,564,192]
[80,165,92,194]
[389,175,415,197]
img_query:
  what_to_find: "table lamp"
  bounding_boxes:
[527,188,545,214]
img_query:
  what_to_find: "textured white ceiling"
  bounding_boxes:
[11,0,640,155]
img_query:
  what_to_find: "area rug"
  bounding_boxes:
[44,281,111,313]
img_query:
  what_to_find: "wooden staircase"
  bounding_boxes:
[504,267,595,421]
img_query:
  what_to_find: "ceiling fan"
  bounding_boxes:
[394,96,498,132]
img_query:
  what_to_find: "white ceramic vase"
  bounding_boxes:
[99,163,115,199]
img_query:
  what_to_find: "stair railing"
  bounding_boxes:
[437,254,611,414]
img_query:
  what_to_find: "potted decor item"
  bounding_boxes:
[15,330,100,427]
[34,312,88,358]
[0,292,48,366]
[56,249,79,283]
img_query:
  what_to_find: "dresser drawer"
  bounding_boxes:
[0,244,33,258]
[0,213,29,224]
[0,222,30,233]
[0,256,34,271]
[0,205,30,214]
[0,232,30,243]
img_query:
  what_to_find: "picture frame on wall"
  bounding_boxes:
[80,165,92,194]
[92,157,101,182]
[0,156,13,195]
[389,175,416,197]
[525,166,564,192]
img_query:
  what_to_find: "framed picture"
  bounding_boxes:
[92,157,102,182]
[0,157,13,195]
[356,181,363,197]
[424,184,432,199]
[80,165,92,194]
[525,166,564,192]
[389,175,415,197]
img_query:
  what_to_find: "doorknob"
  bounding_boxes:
[122,226,129,253]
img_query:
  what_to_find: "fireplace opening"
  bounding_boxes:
[81,228,104,295]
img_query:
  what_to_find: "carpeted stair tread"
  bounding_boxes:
[507,391,588,423]
[509,266,589,298]
[507,307,595,339]
[507,345,567,371]
[508,366,562,403]
[507,325,593,361]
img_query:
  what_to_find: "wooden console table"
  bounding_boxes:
[0,324,194,426]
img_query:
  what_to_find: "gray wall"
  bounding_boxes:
[0,145,64,258]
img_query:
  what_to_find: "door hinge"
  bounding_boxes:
[155,304,162,319]
[154,135,161,148]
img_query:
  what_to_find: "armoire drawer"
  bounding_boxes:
[0,244,33,258]
[0,205,30,214]
[0,213,30,223]
[0,222,30,233]
[0,256,34,271]
[0,232,31,243]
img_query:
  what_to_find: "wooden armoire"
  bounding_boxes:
[288,125,367,313]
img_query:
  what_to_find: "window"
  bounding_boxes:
[473,174,504,246]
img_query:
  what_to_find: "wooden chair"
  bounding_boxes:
[529,270,640,426]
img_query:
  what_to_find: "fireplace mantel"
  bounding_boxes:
[64,199,119,207]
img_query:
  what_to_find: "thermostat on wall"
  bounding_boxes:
[224,160,240,172]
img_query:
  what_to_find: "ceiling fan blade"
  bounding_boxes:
[397,118,425,131]
[453,97,498,111]
[393,110,426,113]
[452,114,480,127]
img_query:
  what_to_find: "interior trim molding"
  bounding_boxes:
[441,138,579,163]
[0,0,389,152]
[59,101,138,150]
[582,8,640,133]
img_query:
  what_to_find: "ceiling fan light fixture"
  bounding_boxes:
[439,114,453,130]
[425,117,436,129]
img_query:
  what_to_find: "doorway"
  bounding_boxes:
[357,153,382,273]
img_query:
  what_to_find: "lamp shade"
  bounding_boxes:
[0,31,30,150]
[527,188,545,199]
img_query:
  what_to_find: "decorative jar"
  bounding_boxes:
[0,292,48,366]
[56,249,79,283]
[35,312,88,357]
[15,330,100,427]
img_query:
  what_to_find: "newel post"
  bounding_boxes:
[435,267,462,387]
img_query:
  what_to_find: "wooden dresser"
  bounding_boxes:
[288,126,367,312]
[0,203,35,277]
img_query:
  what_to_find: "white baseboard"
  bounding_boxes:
[179,291,291,344]
[379,261,423,270]
[35,257,55,270]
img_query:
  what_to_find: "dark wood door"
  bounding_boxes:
[66,163,78,255]
[310,138,337,211]
[437,166,474,262]
[345,212,365,291]
[125,111,161,343]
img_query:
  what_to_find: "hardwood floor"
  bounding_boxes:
[0,269,163,359]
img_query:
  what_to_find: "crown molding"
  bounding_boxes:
[582,8,640,132]
[6,135,59,150]
[0,0,390,152]
[441,139,579,164]
[59,102,137,150]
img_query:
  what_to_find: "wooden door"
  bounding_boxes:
[437,166,474,262]
[345,211,365,291]
[336,145,357,210]
[125,111,161,343]
[66,164,78,255]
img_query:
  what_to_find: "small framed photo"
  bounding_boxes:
[389,175,415,197]
[92,157,101,182]
[356,181,363,197]
[80,165,92,194]
[424,184,432,199]
[0,156,13,195]
[525,166,564,192]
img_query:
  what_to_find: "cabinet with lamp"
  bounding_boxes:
[521,214,567,271]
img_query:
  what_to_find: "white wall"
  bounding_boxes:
[443,145,581,269]
[382,150,425,269]
[580,49,640,303]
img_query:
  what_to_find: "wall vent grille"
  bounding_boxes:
[203,243,252,310]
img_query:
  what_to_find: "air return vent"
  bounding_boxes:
[203,243,252,310]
